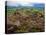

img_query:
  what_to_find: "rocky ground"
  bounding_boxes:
[7,10,45,33]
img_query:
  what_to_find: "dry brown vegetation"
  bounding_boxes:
[7,8,44,33]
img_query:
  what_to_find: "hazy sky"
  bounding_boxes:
[6,1,44,7]
[7,1,34,6]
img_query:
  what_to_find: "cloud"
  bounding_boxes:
[7,1,44,8]
[7,1,34,7]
